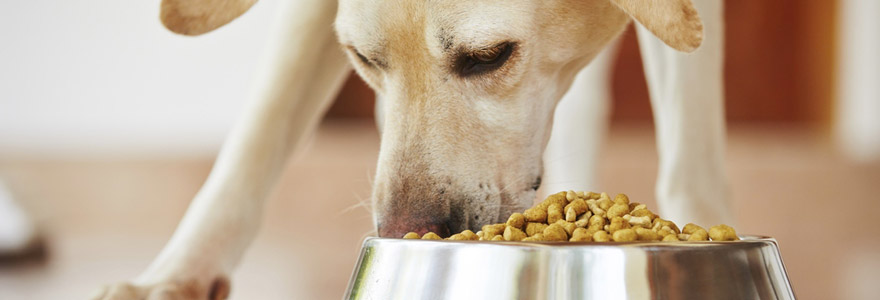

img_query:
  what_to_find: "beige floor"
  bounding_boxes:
[0,120,878,300]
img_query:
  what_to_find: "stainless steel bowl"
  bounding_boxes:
[345,236,795,300]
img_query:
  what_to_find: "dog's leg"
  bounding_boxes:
[636,0,734,226]
[91,1,350,299]
[541,41,620,198]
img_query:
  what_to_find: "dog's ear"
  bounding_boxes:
[610,0,704,52]
[160,0,258,36]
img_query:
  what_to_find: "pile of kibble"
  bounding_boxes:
[403,191,739,242]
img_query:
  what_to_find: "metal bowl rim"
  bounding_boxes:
[363,234,776,249]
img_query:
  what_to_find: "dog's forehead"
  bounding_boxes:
[336,0,535,52]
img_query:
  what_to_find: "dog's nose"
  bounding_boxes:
[377,220,451,238]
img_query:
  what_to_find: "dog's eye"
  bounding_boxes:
[455,42,515,77]
[348,47,374,68]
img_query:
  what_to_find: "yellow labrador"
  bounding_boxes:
[92,0,731,298]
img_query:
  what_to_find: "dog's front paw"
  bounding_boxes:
[89,276,230,300]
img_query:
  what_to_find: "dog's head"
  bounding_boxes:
[334,0,704,238]
[159,0,703,238]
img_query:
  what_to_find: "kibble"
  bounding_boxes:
[525,222,549,236]
[593,230,611,242]
[506,213,526,229]
[402,191,740,243]
[482,223,506,237]
[542,223,569,241]
[422,232,442,240]
[612,228,637,242]
[607,216,630,234]
[709,224,739,241]
[523,207,547,223]
[570,228,592,242]
[503,226,528,241]
[547,204,564,224]
[565,199,588,222]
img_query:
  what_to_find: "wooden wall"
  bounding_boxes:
[327,0,837,125]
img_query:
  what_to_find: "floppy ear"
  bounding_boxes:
[609,0,704,52]
[160,0,258,36]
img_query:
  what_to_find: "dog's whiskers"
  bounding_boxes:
[336,191,374,218]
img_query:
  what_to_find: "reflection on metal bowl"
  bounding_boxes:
[345,236,795,300]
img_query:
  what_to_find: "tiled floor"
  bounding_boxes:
[0,120,878,299]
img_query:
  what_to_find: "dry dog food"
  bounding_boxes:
[402,191,740,242]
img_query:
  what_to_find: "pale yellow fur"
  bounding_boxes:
[92,0,708,298]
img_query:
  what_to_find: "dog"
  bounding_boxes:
[92,0,731,298]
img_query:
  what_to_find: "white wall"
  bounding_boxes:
[0,0,281,158]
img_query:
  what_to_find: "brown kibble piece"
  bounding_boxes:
[503,226,528,241]
[538,192,568,210]
[522,233,544,242]
[482,224,506,237]
[506,213,526,229]
[613,193,630,205]
[634,227,660,241]
[565,206,577,222]
[525,222,549,236]
[523,207,548,223]
[570,228,592,242]
[564,199,588,222]
[629,203,645,211]
[588,214,606,229]
[687,228,709,241]
[662,234,680,242]
[574,212,592,228]
[587,200,605,217]
[403,232,420,239]
[606,203,630,219]
[631,209,655,219]
[491,235,504,241]
[460,230,478,240]
[653,218,681,234]
[448,233,467,240]
[682,223,706,235]
[566,190,578,201]
[626,215,652,228]
[583,227,599,237]
[593,230,611,242]
[543,223,569,241]
[709,224,739,241]
[657,228,676,237]
[547,204,564,224]
[612,228,638,242]
[555,220,577,235]
[607,216,631,233]
[422,232,442,240]
[598,198,613,210]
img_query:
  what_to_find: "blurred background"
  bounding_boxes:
[1,0,878,299]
